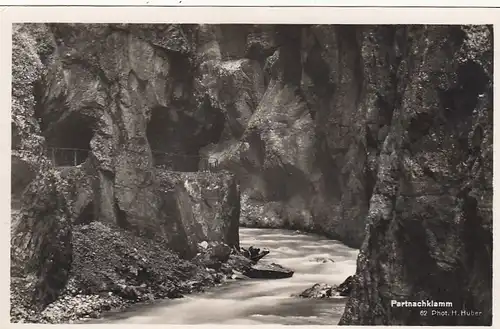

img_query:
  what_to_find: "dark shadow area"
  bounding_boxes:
[314,133,342,200]
[146,106,200,171]
[115,201,129,230]
[147,97,226,172]
[74,201,96,226]
[407,112,434,144]
[263,164,312,202]
[146,106,170,153]
[44,112,94,167]
[11,156,36,208]
[275,25,303,87]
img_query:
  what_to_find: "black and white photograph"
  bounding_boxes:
[7,6,494,326]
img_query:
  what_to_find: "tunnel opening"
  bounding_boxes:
[439,60,489,122]
[147,98,226,172]
[146,106,201,171]
[45,113,94,167]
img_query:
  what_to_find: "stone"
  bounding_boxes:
[310,257,335,263]
[336,275,354,297]
[241,246,270,262]
[298,283,337,299]
[243,262,294,279]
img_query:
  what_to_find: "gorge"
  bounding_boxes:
[10,23,493,325]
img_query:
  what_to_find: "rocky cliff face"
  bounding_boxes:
[12,23,241,250]
[11,23,493,325]
[12,23,371,249]
[339,25,493,326]
[11,24,242,314]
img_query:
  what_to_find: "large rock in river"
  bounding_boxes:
[243,262,294,279]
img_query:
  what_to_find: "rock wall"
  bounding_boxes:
[339,25,493,326]
[12,23,372,249]
[195,25,372,248]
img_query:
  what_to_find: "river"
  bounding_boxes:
[95,228,359,325]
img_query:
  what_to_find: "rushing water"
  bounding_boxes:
[97,228,359,325]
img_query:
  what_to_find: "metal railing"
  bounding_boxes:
[46,147,220,172]
[47,147,90,167]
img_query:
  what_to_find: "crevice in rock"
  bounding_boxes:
[115,201,129,230]
[375,93,396,128]
[45,113,94,166]
[33,80,48,133]
[146,106,198,171]
[74,201,95,226]
[196,95,227,144]
[263,164,311,202]
[364,165,377,204]
[243,129,266,170]
[146,106,170,153]
[303,40,334,98]
[439,61,489,123]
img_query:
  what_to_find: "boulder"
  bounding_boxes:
[337,275,354,297]
[231,270,250,281]
[243,262,294,279]
[310,257,335,263]
[298,283,336,299]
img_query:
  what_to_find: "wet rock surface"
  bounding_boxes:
[310,257,335,264]
[297,276,354,299]
[243,262,294,279]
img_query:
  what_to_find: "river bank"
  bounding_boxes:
[11,220,243,324]
[11,227,358,324]
[90,228,359,325]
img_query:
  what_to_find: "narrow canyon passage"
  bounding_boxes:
[91,228,358,325]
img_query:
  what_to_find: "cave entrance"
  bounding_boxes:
[147,106,202,172]
[45,113,94,167]
[146,99,226,172]
[75,200,96,225]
